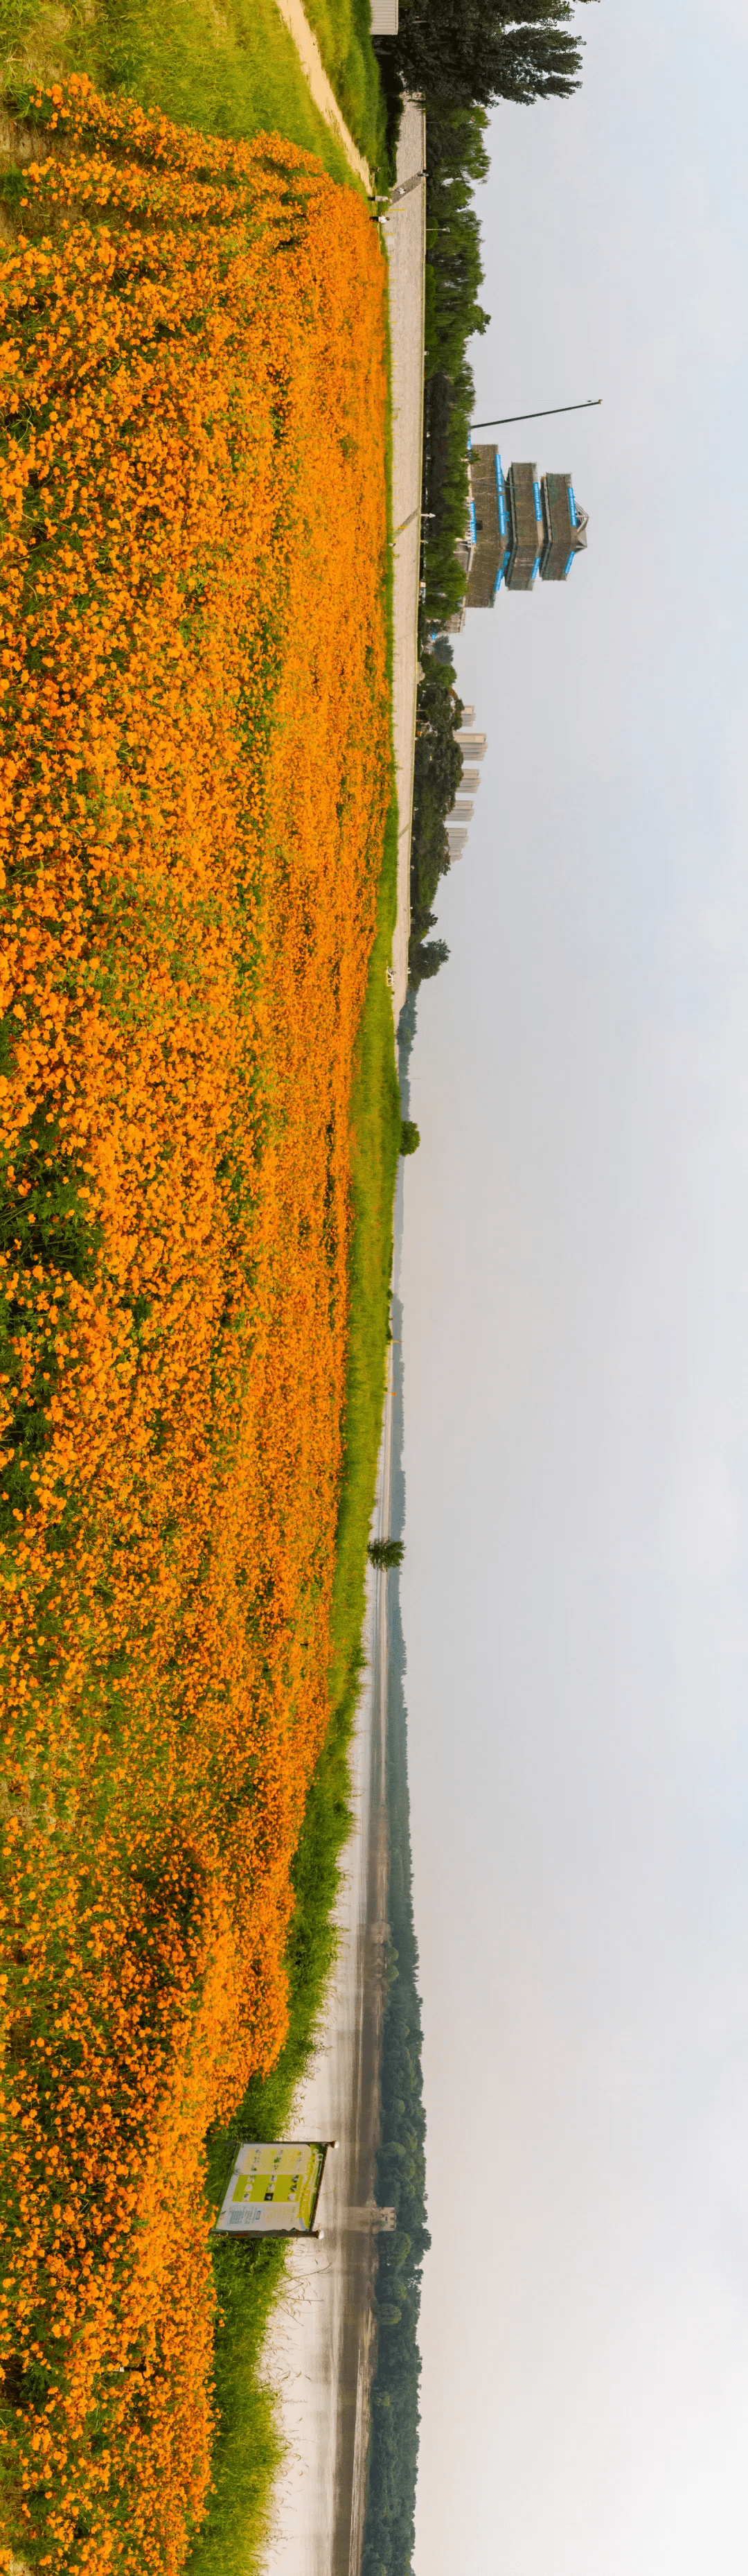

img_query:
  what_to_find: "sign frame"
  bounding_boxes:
[212,2139,337,2242]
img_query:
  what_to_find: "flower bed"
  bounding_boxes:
[0,80,388,2572]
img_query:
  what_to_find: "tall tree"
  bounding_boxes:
[396,0,596,114]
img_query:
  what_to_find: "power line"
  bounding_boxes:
[470,398,602,430]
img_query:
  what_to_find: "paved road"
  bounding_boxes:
[383,102,427,1024]
[254,91,425,2576]
[258,1365,394,2576]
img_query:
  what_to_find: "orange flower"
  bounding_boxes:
[0,82,389,2573]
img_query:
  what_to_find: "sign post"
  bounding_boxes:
[213,2141,335,2241]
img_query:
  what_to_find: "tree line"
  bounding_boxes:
[361,1305,430,2576]
[373,1,595,995]
[363,31,596,2561]
[421,102,490,636]
[377,0,595,120]
[409,651,461,992]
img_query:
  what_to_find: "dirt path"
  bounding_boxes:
[274,0,373,191]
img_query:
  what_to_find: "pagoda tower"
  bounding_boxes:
[450,445,589,620]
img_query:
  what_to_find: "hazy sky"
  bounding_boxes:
[398,3,748,2570]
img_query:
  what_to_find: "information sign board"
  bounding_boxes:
[214,2140,329,2238]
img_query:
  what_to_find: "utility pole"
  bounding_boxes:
[470,398,602,430]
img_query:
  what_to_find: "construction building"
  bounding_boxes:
[444,707,487,857]
[454,715,487,762]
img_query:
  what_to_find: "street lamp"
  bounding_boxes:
[470,398,602,430]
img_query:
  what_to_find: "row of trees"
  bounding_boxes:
[407,99,485,985]
[361,1302,430,2576]
[421,103,490,634]
[408,652,462,991]
[372,2,596,993]
[390,0,595,115]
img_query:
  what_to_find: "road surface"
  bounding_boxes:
[258,1358,395,2576]
[383,101,427,1025]
[255,83,425,2576]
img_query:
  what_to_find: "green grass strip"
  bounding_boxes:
[188,373,400,2576]
[0,0,361,188]
[188,785,401,2573]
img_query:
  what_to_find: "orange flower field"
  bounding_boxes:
[0,82,389,2571]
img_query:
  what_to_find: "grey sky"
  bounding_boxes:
[398,3,748,2570]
